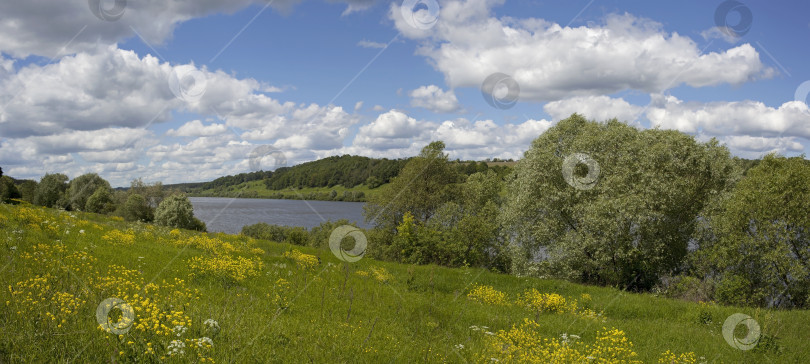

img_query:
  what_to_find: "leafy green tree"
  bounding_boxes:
[122,194,154,222]
[364,176,382,189]
[85,186,116,214]
[0,176,21,203]
[419,170,507,269]
[692,154,810,308]
[364,141,461,231]
[154,194,206,231]
[67,173,111,211]
[501,114,738,290]
[17,180,37,203]
[129,178,166,208]
[34,173,69,208]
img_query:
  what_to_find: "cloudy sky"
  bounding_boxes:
[1,0,809,186]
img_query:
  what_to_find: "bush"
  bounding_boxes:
[122,194,154,222]
[240,222,309,246]
[85,187,115,214]
[365,176,382,189]
[17,180,37,203]
[0,176,21,203]
[154,194,206,231]
[308,219,352,250]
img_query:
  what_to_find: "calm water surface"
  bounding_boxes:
[189,197,370,234]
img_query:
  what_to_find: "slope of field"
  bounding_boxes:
[1,203,807,362]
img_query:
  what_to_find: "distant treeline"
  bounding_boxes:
[173,155,516,202]
[263,155,408,190]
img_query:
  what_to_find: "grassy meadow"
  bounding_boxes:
[1,202,808,363]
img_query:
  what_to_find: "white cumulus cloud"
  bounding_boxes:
[409,85,462,113]
[391,0,773,102]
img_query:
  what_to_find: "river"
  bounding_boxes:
[189,197,370,234]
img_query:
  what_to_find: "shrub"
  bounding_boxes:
[467,285,509,306]
[282,249,319,270]
[0,176,21,203]
[241,222,308,246]
[154,194,206,232]
[122,194,153,222]
[85,186,115,214]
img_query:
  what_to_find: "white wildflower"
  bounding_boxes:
[194,337,214,348]
[172,325,187,337]
[454,344,464,350]
[168,340,185,356]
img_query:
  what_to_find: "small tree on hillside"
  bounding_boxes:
[34,173,69,208]
[364,141,461,231]
[67,173,111,211]
[122,194,154,222]
[85,186,115,214]
[129,178,166,208]
[17,180,37,203]
[0,176,20,203]
[154,194,206,231]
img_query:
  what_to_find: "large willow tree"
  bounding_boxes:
[501,114,738,290]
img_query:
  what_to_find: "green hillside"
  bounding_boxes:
[2,202,807,363]
[176,155,514,202]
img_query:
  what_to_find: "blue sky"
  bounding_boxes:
[1,0,809,186]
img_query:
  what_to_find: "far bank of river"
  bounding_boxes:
[189,197,370,235]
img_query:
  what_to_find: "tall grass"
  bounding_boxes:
[1,203,807,362]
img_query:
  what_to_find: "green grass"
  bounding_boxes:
[1,203,808,363]
[191,180,387,201]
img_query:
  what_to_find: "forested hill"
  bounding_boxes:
[262,155,409,189]
[168,155,409,194]
[166,154,516,201]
